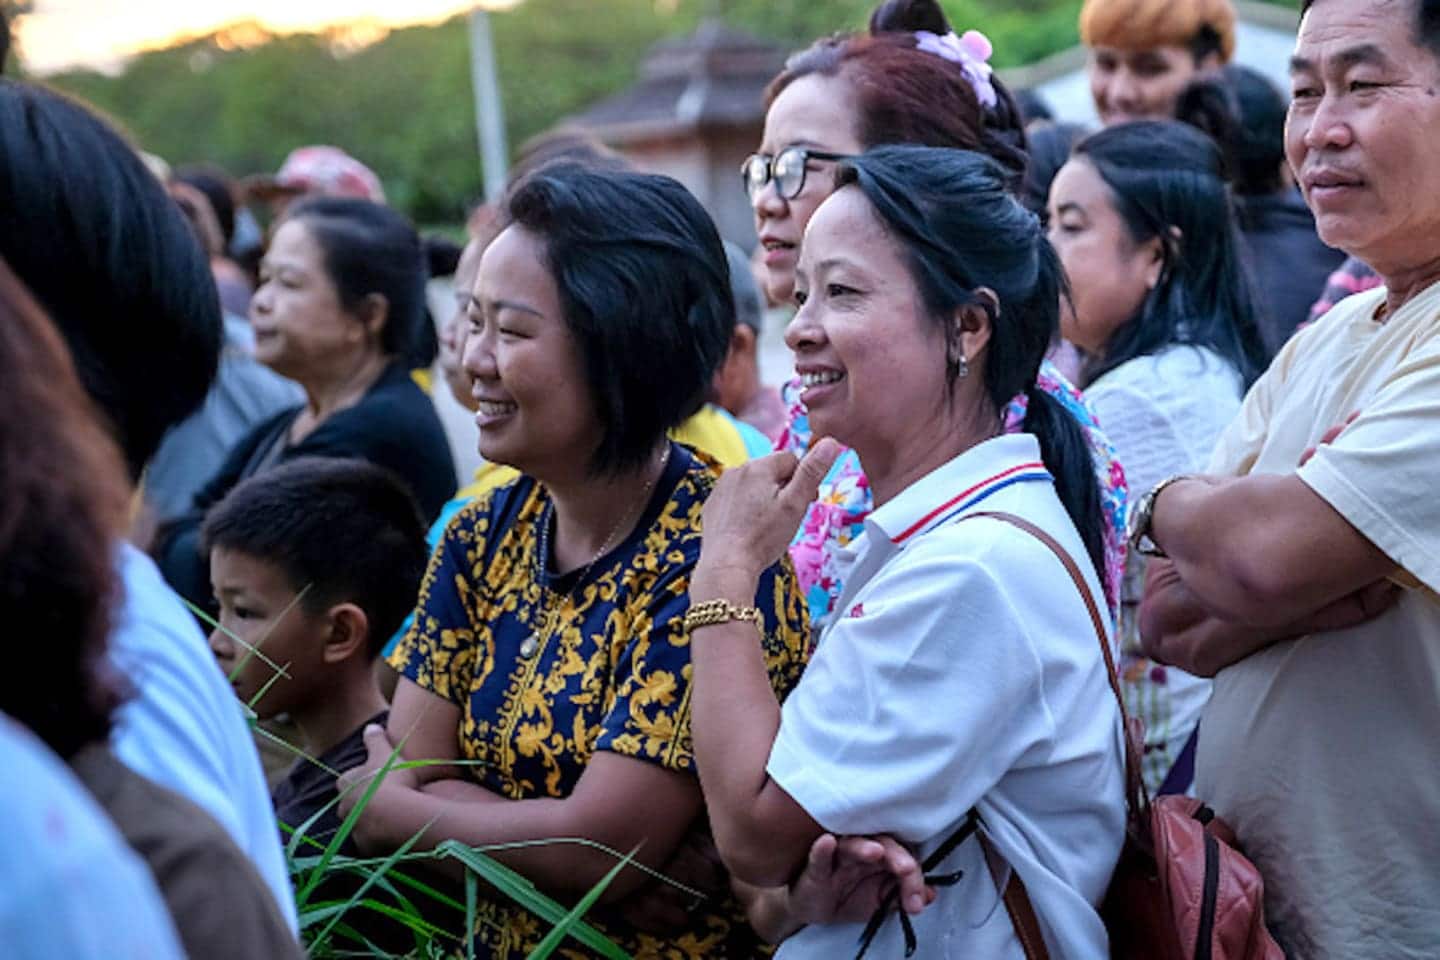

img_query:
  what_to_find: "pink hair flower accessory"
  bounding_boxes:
[914,29,997,110]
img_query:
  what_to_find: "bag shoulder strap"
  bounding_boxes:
[967,511,1121,704]
[980,834,1052,960]
[965,510,1145,811]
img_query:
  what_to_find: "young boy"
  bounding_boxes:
[202,456,429,846]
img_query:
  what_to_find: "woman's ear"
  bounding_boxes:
[323,603,372,665]
[356,293,390,343]
[1145,227,1182,290]
[950,288,996,370]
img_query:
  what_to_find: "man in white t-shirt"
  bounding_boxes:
[1130,1,1440,955]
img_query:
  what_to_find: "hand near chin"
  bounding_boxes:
[696,438,842,584]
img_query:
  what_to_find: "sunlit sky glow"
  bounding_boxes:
[18,1,523,74]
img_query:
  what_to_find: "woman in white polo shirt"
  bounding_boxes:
[687,146,1126,958]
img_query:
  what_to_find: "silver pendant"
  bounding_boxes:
[520,634,540,659]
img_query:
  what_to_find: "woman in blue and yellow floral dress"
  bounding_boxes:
[338,164,809,958]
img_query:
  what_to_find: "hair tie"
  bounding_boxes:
[913,29,997,110]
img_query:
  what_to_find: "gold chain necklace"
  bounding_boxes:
[519,445,672,659]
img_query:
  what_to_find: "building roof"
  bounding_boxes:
[570,20,784,144]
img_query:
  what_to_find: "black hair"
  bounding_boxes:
[1022,122,1091,218]
[201,457,428,658]
[1175,64,1287,196]
[1072,121,1267,388]
[724,241,764,332]
[0,256,132,759]
[0,9,10,75]
[835,146,1106,578]
[278,196,428,360]
[1014,89,1055,125]
[1187,24,1226,64]
[0,81,222,480]
[1301,0,1440,60]
[425,234,464,278]
[503,163,734,475]
[176,167,237,247]
[507,127,632,194]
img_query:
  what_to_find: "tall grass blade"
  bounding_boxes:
[437,841,630,960]
[308,822,431,951]
[182,594,298,682]
[465,871,478,960]
[526,848,636,960]
[295,732,408,909]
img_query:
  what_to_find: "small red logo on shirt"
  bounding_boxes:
[847,603,865,619]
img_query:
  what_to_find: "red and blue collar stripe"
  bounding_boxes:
[890,462,1052,544]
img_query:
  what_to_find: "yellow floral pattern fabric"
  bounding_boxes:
[389,444,809,958]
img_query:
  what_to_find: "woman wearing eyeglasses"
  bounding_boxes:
[747,0,1128,635]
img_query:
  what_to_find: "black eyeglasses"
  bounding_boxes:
[741,147,852,201]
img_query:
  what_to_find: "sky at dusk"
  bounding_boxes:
[17,0,519,74]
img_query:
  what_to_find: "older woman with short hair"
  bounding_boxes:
[340,163,809,958]
[155,197,456,613]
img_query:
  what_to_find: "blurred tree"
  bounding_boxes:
[39,0,1299,223]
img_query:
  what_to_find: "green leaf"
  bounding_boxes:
[309,822,432,951]
[180,593,299,685]
[526,848,636,960]
[295,731,409,909]
[437,841,631,960]
[465,871,478,960]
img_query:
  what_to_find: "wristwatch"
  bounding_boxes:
[1126,474,1191,558]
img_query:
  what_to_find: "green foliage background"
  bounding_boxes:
[27,0,1297,223]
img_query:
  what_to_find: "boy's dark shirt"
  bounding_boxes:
[273,709,387,851]
[271,710,449,952]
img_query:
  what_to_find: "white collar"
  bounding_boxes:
[864,434,1052,549]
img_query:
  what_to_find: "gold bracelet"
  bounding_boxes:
[683,598,763,636]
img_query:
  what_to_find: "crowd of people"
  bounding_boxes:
[3,0,1438,956]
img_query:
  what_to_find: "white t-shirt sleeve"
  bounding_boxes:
[766,537,1052,844]
[1298,337,1440,594]
[109,547,298,932]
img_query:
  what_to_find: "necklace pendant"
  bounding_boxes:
[520,634,540,659]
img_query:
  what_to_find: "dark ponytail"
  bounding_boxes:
[836,145,1106,578]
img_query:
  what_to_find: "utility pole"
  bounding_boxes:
[469,7,509,200]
